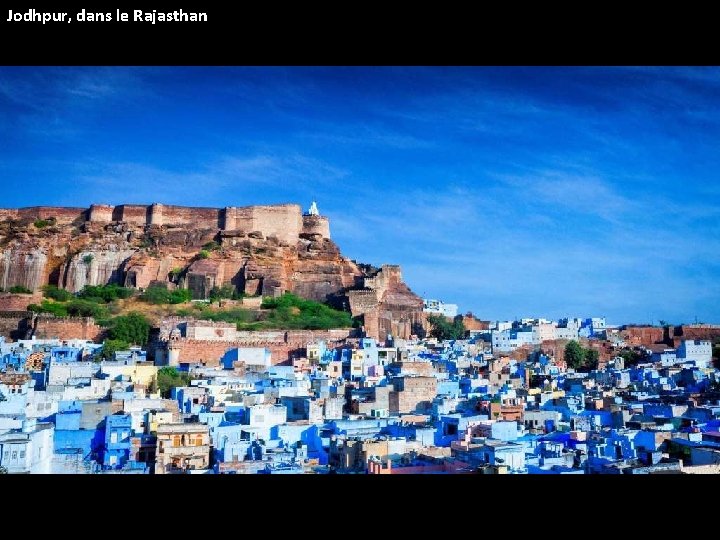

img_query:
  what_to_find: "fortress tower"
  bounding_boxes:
[301,201,331,239]
[88,204,114,222]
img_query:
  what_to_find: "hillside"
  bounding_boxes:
[0,202,424,340]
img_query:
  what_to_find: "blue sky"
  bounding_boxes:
[0,66,718,325]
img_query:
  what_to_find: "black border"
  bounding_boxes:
[0,7,714,65]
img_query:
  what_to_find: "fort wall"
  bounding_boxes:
[0,207,86,225]
[5,203,312,240]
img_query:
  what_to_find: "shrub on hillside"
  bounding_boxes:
[100,339,130,361]
[107,312,150,345]
[261,292,353,330]
[78,284,134,303]
[156,366,190,398]
[8,286,32,294]
[34,218,56,229]
[42,285,73,302]
[141,286,191,305]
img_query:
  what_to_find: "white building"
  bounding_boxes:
[0,419,54,474]
[247,403,288,441]
[532,323,556,344]
[492,329,534,352]
[555,318,580,341]
[423,299,459,318]
[521,318,552,325]
[248,403,287,428]
[223,347,271,369]
[494,321,514,332]
[47,361,98,386]
[589,317,607,333]
[677,340,712,368]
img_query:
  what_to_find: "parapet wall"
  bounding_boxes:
[0,292,43,311]
[0,207,86,225]
[0,203,321,243]
[348,290,380,315]
[621,326,664,347]
[84,203,309,242]
[34,316,104,341]
[162,328,355,366]
[676,325,720,343]
[0,312,104,342]
[0,312,33,341]
[364,264,403,291]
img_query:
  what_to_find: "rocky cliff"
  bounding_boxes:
[0,203,424,340]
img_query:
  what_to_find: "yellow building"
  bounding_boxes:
[148,411,176,434]
[101,364,159,388]
[307,343,322,363]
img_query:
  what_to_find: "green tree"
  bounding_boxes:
[141,285,170,304]
[618,348,646,367]
[78,284,134,303]
[564,340,586,370]
[8,285,32,294]
[28,299,106,318]
[168,288,192,304]
[209,285,236,302]
[258,292,353,330]
[66,299,109,318]
[141,285,191,305]
[33,217,55,229]
[584,348,600,371]
[42,285,73,302]
[100,339,130,361]
[427,314,466,340]
[28,300,68,317]
[198,250,210,260]
[108,312,150,345]
[156,366,190,398]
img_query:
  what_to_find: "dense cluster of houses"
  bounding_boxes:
[1,316,719,474]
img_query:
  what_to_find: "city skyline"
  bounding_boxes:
[1,66,718,323]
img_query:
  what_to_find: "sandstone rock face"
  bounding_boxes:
[125,254,182,290]
[0,203,425,340]
[62,248,137,292]
[0,248,49,291]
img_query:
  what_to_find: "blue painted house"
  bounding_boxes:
[585,430,638,472]
[50,347,83,363]
[103,413,133,469]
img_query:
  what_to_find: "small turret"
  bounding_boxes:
[302,201,330,238]
[306,201,320,216]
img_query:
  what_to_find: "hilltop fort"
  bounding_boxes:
[0,202,424,341]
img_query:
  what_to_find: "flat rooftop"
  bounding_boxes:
[156,423,209,434]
